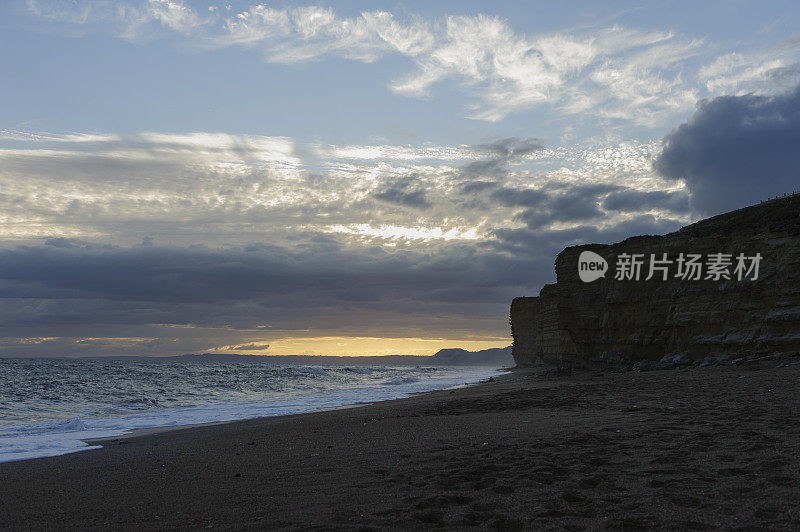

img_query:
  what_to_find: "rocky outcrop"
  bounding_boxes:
[511,194,800,368]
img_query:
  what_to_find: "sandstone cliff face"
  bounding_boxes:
[511,195,800,368]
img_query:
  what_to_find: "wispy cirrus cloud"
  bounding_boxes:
[698,38,800,95]
[27,0,799,126]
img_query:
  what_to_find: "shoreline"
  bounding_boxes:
[82,370,515,447]
[0,365,510,464]
[2,363,799,529]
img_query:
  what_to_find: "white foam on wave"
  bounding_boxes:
[0,366,506,463]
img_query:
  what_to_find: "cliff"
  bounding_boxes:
[511,194,800,368]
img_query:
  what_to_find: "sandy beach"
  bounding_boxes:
[2,362,799,530]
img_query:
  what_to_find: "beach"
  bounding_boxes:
[2,362,799,530]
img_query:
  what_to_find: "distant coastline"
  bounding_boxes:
[33,346,515,367]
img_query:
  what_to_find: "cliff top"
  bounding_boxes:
[561,192,800,255]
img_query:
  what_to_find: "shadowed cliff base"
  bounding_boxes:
[511,192,800,369]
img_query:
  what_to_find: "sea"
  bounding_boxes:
[0,358,505,463]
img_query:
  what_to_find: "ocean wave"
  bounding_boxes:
[291,366,328,376]
[51,417,88,432]
[341,366,376,374]
[0,360,507,463]
[119,397,162,408]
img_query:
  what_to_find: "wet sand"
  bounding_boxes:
[2,362,799,530]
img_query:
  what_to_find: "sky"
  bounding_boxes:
[1,0,800,357]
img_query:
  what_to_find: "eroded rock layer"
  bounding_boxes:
[511,195,800,367]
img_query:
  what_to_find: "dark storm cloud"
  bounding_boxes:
[372,176,432,208]
[490,183,622,210]
[515,195,603,229]
[654,84,800,214]
[0,240,540,338]
[602,189,690,213]
[546,193,605,220]
[499,184,621,229]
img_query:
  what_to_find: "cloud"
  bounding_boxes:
[487,182,690,230]
[456,136,544,188]
[653,84,800,214]
[25,1,739,125]
[459,159,508,182]
[372,175,432,209]
[147,0,205,34]
[230,343,269,351]
[222,5,409,62]
[27,0,212,39]
[0,130,694,355]
[389,20,701,124]
[43,237,99,249]
[474,137,545,159]
[602,189,690,213]
[698,39,800,95]
[0,131,688,247]
[513,189,607,230]
[490,187,548,207]
[490,213,683,257]
[459,180,499,194]
[0,240,539,355]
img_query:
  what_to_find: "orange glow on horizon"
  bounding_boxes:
[221,336,510,357]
